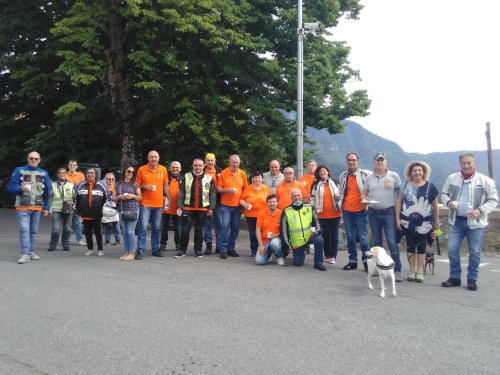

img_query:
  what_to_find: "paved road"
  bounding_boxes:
[1,208,499,374]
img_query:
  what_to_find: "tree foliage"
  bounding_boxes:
[1,0,369,176]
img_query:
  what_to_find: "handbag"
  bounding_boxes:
[121,210,138,221]
[62,201,74,215]
[117,183,137,220]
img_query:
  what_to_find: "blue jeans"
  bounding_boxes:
[72,214,84,242]
[256,238,283,265]
[103,221,121,243]
[203,204,221,248]
[50,212,72,249]
[447,217,484,280]
[319,217,340,259]
[292,234,324,267]
[368,208,401,272]
[136,206,162,255]
[120,217,138,253]
[219,204,241,253]
[342,210,370,264]
[17,210,42,255]
[246,217,258,256]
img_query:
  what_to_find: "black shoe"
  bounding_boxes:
[63,247,70,251]
[111,242,120,246]
[152,250,164,257]
[48,248,55,252]
[363,261,368,272]
[215,248,221,254]
[205,243,212,255]
[134,253,143,260]
[343,263,358,271]
[195,251,203,258]
[220,252,227,259]
[314,264,326,271]
[174,251,186,258]
[227,250,239,257]
[159,244,166,251]
[441,278,461,287]
[467,279,477,291]
[104,241,111,246]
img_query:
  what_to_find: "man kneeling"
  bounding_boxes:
[255,195,284,265]
[280,188,326,271]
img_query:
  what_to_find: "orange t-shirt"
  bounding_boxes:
[276,180,307,210]
[217,168,248,207]
[299,174,315,198]
[342,174,364,212]
[66,171,85,185]
[164,176,180,214]
[317,183,341,219]
[136,164,168,208]
[240,184,272,218]
[256,208,282,244]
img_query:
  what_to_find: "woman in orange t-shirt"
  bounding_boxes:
[240,171,272,258]
[310,165,341,264]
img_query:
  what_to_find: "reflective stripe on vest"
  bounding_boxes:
[51,181,74,212]
[284,204,313,247]
[184,173,212,207]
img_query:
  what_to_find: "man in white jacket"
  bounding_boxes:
[440,152,498,291]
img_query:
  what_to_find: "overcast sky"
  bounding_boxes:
[331,0,500,154]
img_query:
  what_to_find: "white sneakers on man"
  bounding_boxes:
[18,254,31,264]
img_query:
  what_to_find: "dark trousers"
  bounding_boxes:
[160,213,182,249]
[83,219,103,250]
[180,210,207,253]
[319,217,340,259]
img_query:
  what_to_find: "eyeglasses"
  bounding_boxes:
[347,159,357,162]
[107,178,115,181]
[29,157,39,161]
[126,170,134,174]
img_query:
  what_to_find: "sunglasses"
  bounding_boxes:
[126,170,134,174]
[29,157,39,161]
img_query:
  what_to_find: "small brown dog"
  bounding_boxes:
[424,251,435,275]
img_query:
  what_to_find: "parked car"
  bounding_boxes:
[77,163,121,180]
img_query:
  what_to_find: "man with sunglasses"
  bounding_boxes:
[8,151,52,264]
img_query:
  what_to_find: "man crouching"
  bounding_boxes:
[280,188,326,271]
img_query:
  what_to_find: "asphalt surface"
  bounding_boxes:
[1,208,499,374]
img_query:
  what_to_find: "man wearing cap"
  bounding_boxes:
[363,152,403,281]
[338,152,372,272]
[203,153,222,255]
[263,160,284,195]
[8,151,52,264]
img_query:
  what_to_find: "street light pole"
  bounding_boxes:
[296,0,304,178]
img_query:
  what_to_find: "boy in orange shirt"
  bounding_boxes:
[255,195,284,266]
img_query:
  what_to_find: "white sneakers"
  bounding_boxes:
[277,257,285,266]
[18,253,40,264]
[77,240,87,246]
[85,250,94,256]
[97,250,104,257]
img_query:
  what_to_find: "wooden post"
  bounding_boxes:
[486,122,494,179]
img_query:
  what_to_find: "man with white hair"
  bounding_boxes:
[8,151,52,264]
[263,160,284,194]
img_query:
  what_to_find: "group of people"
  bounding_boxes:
[8,150,498,291]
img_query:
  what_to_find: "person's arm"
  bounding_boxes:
[395,194,403,230]
[7,168,22,194]
[256,226,266,255]
[279,210,291,250]
[134,187,142,202]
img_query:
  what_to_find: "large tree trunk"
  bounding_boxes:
[105,3,139,167]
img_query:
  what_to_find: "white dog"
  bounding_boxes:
[366,246,397,298]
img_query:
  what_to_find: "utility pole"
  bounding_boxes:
[486,122,494,179]
[296,0,304,178]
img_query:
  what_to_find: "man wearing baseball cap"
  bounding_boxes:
[363,152,403,281]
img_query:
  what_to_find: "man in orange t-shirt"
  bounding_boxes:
[216,154,248,258]
[276,167,307,210]
[338,152,372,272]
[135,150,171,259]
[299,159,317,200]
[160,161,183,252]
[255,195,284,266]
[67,159,86,246]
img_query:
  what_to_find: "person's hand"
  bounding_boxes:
[448,201,458,210]
[468,209,481,219]
[207,209,213,217]
[258,245,266,256]
[42,210,49,217]
[396,219,401,230]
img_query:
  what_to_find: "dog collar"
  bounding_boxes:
[376,262,394,271]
